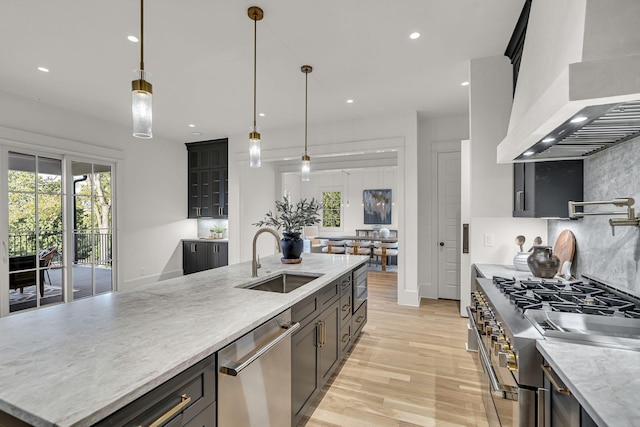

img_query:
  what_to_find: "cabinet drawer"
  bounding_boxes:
[319,279,340,310]
[96,355,216,426]
[292,293,319,330]
[352,300,367,338]
[292,280,340,329]
[340,322,351,357]
[340,288,352,326]
[339,273,352,296]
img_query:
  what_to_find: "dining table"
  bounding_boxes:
[316,235,398,271]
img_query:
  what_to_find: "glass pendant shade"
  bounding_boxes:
[132,70,153,139]
[301,155,310,182]
[249,126,261,168]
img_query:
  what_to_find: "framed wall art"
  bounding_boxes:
[363,189,392,224]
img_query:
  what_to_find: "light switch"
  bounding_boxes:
[484,233,495,247]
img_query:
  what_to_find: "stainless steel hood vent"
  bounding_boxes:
[517,101,640,160]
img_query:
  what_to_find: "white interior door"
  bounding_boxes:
[437,151,461,300]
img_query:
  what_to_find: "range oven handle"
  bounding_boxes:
[466,306,504,398]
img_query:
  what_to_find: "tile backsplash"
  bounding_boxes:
[549,137,640,296]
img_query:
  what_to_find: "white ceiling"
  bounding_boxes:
[0,0,524,144]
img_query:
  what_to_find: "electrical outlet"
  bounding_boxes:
[140,267,146,276]
[484,233,495,247]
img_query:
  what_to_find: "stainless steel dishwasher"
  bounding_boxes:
[218,309,300,426]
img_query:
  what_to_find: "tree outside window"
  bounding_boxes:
[322,191,341,228]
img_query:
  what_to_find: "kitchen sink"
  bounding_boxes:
[238,272,324,293]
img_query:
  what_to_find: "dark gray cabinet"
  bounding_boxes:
[513,160,583,218]
[186,139,228,218]
[96,355,216,427]
[183,241,228,275]
[291,266,367,426]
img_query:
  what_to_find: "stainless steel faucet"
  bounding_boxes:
[568,197,640,235]
[252,227,282,277]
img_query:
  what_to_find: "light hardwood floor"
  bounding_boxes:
[304,271,489,427]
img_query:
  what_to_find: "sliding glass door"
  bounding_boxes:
[72,162,113,298]
[2,148,116,316]
[7,152,64,313]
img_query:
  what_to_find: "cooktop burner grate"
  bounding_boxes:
[491,276,640,317]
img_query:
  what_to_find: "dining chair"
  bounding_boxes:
[345,240,371,256]
[373,241,398,271]
[321,240,346,254]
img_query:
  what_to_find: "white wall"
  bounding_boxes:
[417,114,469,299]
[463,56,547,316]
[0,90,194,291]
[229,113,421,306]
[282,168,398,235]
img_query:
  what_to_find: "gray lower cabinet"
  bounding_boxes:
[95,355,216,426]
[183,241,228,275]
[291,266,366,426]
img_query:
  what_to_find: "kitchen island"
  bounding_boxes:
[0,253,368,426]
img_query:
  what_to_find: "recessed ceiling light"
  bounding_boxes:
[571,116,588,123]
[346,99,354,104]
[188,124,195,128]
[128,35,139,43]
[542,137,555,143]
[523,151,535,157]
[259,113,265,117]
[461,81,470,86]
[409,32,421,40]
[191,132,203,136]
[37,66,49,73]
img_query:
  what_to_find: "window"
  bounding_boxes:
[322,191,341,228]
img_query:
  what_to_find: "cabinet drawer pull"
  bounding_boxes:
[147,393,192,427]
[342,304,350,312]
[322,320,326,346]
[317,321,323,348]
[355,315,364,323]
[342,333,349,343]
[541,364,571,396]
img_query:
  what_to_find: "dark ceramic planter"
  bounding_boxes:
[281,231,303,260]
[527,246,560,278]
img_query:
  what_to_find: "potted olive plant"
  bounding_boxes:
[253,195,322,261]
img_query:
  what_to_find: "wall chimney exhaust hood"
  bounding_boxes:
[497,0,640,163]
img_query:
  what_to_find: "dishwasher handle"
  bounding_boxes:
[219,321,300,376]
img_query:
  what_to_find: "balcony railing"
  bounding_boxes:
[8,231,112,265]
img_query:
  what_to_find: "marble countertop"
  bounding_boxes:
[537,339,640,426]
[474,263,539,281]
[0,253,367,426]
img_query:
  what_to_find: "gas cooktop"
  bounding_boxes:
[492,275,640,318]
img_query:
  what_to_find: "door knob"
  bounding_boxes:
[439,242,445,247]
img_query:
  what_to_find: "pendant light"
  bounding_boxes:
[248,6,264,168]
[131,0,153,139]
[301,65,312,181]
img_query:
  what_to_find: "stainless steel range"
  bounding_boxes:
[468,272,640,427]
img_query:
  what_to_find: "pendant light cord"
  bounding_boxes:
[253,12,257,127]
[304,70,308,155]
[140,0,144,71]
